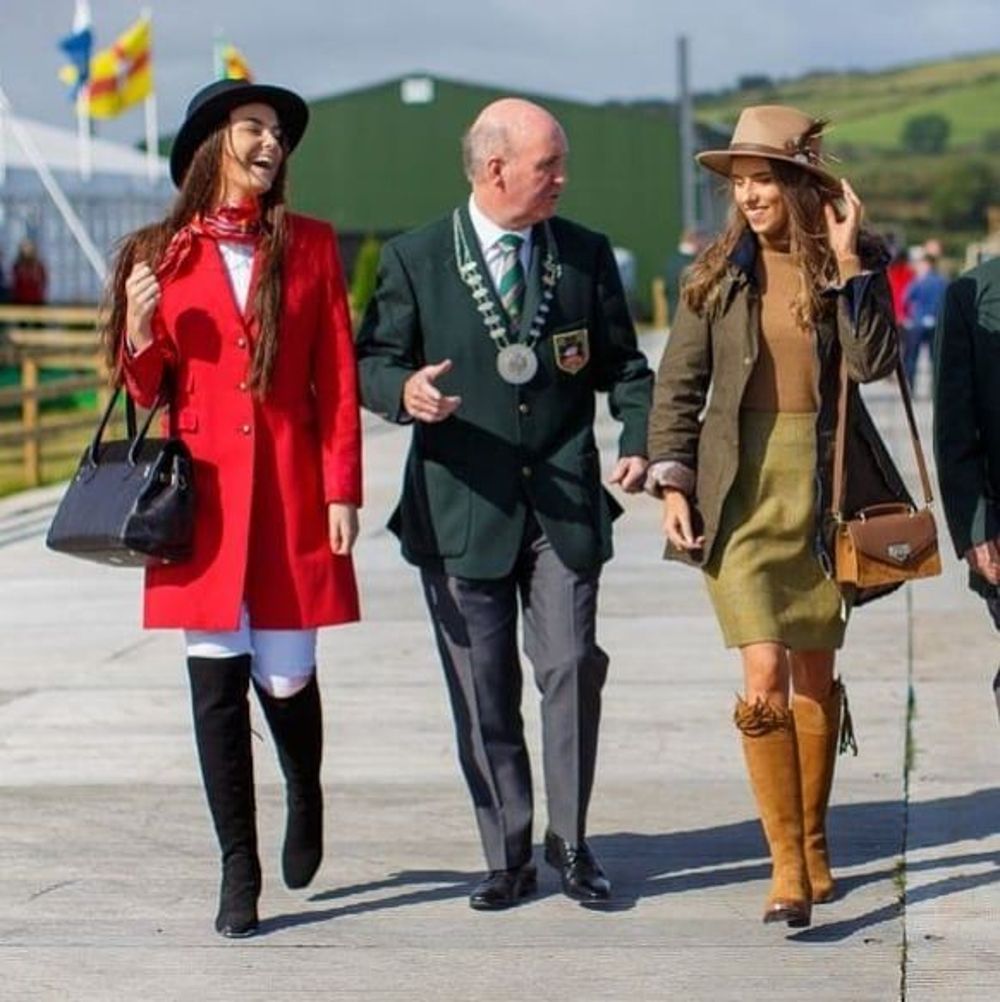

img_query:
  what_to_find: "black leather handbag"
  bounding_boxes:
[46,384,195,566]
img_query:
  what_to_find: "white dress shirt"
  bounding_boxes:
[467,195,531,295]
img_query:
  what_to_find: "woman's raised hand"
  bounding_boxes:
[824,179,864,259]
[124,261,160,351]
[662,488,705,552]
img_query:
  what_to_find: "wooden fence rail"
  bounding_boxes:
[0,305,108,488]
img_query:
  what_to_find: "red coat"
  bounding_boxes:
[887,261,914,325]
[12,258,46,304]
[123,214,361,631]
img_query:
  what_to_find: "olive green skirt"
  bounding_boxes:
[704,409,847,650]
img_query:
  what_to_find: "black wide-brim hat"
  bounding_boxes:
[169,79,309,188]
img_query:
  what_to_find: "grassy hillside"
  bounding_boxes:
[696,52,1000,151]
[694,52,1000,254]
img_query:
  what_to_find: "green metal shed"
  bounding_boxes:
[289,74,682,316]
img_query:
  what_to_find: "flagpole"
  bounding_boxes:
[144,91,158,182]
[76,93,92,182]
[141,7,158,183]
[68,0,93,181]
[0,70,7,187]
[213,28,224,79]
[0,84,106,281]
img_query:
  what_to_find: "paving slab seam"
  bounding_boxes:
[899,582,916,1002]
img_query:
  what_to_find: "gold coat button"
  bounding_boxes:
[240,423,251,435]
[237,336,248,349]
[521,465,532,477]
[518,403,530,415]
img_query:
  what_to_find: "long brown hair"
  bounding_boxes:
[100,121,289,396]
[683,160,880,328]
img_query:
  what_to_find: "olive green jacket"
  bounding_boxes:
[934,260,1000,598]
[647,233,906,588]
[356,206,653,579]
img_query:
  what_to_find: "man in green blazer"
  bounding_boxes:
[357,97,652,909]
[934,259,1000,718]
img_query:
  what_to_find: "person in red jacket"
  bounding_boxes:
[100,80,362,938]
[11,238,47,304]
[885,242,914,326]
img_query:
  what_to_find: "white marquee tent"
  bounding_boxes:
[0,111,172,303]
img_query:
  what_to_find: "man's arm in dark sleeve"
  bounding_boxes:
[933,275,990,557]
[356,243,421,424]
[591,237,653,458]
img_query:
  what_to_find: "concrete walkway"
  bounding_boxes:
[0,335,997,1001]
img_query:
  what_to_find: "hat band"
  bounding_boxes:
[721,141,829,172]
[724,141,820,164]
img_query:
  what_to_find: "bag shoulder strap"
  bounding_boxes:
[88,380,169,465]
[832,355,935,517]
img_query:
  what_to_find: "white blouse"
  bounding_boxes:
[218,240,255,313]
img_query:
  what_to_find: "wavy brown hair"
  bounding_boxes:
[683,159,882,327]
[100,122,289,397]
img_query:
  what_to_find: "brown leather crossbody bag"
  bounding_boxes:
[832,358,941,587]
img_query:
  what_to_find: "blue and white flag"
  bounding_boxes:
[57,0,94,97]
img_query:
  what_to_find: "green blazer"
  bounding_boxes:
[934,260,1000,597]
[356,205,653,579]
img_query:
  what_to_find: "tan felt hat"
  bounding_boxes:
[696,104,840,192]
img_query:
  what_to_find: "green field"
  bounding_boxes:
[697,51,1000,152]
[695,51,1000,253]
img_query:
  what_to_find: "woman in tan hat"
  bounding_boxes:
[647,105,903,927]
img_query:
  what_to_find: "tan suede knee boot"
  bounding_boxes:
[734,697,812,927]
[793,679,845,903]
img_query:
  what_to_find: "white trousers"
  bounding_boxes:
[185,605,317,698]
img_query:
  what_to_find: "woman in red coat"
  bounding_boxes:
[100,80,362,938]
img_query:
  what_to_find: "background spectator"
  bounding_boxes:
[886,242,914,326]
[11,239,47,305]
[664,228,706,324]
[902,244,947,394]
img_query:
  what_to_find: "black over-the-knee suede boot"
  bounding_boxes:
[187,654,261,937]
[253,674,324,889]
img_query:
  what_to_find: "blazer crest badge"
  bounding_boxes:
[552,328,589,374]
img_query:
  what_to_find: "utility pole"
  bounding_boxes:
[677,35,696,232]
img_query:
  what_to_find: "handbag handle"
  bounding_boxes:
[86,383,167,469]
[832,352,935,519]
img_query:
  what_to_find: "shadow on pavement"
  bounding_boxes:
[258,788,1000,937]
[790,850,1000,943]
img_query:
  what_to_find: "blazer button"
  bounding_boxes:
[237,336,248,349]
[518,402,530,415]
[521,465,532,478]
[240,423,252,435]
[238,380,248,392]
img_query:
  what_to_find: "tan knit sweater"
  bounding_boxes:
[742,247,819,413]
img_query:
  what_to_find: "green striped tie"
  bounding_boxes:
[496,233,525,325]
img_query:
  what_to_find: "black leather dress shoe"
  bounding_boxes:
[544,830,611,902]
[468,862,538,911]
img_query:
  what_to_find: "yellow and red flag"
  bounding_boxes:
[216,41,254,82]
[85,15,154,119]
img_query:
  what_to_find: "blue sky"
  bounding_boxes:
[3,0,999,144]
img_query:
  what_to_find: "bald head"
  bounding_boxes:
[462,99,565,182]
[462,98,568,228]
